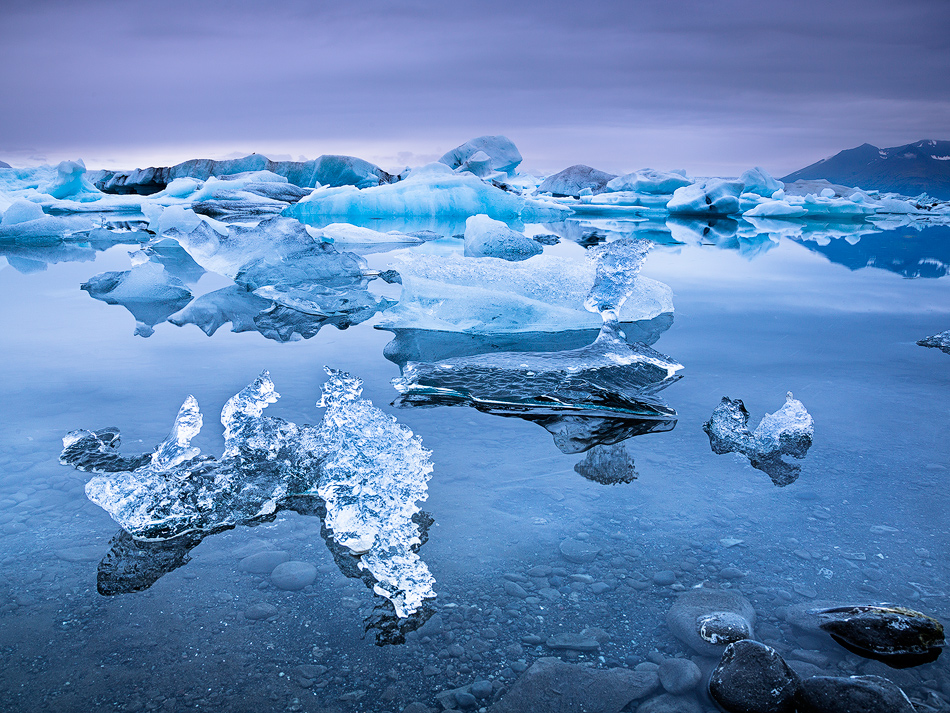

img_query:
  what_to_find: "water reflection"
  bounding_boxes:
[392,323,681,454]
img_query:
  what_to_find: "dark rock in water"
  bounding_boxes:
[489,657,659,713]
[796,675,916,713]
[537,165,619,197]
[814,605,944,667]
[708,640,800,713]
[574,442,638,484]
[667,588,756,657]
[657,658,702,695]
[559,538,601,564]
[270,561,317,591]
[545,632,600,652]
[635,692,703,713]
[918,329,950,355]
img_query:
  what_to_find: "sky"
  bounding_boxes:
[1,0,948,177]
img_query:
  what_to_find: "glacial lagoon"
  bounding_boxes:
[1,149,949,712]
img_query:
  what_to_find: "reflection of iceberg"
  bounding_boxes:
[393,324,681,453]
[574,442,638,484]
[165,216,393,329]
[60,369,435,620]
[81,260,193,337]
[792,224,950,278]
[379,250,672,334]
[703,393,814,487]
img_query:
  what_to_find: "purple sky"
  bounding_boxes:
[1,0,948,176]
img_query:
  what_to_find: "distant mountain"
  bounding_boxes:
[781,140,950,200]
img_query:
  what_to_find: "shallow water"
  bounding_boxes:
[1,221,949,712]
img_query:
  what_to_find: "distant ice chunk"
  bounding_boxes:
[393,323,682,453]
[61,369,435,618]
[668,179,744,216]
[605,169,692,195]
[439,135,523,176]
[738,167,784,197]
[314,222,422,245]
[1,198,45,225]
[463,214,543,261]
[743,200,808,218]
[918,330,950,355]
[379,250,673,333]
[287,162,570,222]
[141,204,229,237]
[536,165,618,198]
[703,393,814,486]
[81,261,193,337]
[43,159,101,200]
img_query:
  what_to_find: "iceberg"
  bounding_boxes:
[92,153,394,194]
[392,323,681,453]
[286,162,570,222]
[584,238,652,321]
[60,369,435,619]
[536,165,618,197]
[81,261,193,337]
[43,159,102,200]
[0,198,95,239]
[668,179,744,216]
[379,249,673,334]
[438,135,523,176]
[918,330,950,355]
[605,169,692,195]
[703,393,814,486]
[463,214,543,261]
[738,167,784,198]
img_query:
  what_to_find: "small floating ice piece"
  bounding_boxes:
[463,213,542,261]
[703,392,814,486]
[917,329,950,355]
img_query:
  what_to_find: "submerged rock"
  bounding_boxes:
[814,605,944,667]
[708,640,800,713]
[917,329,950,355]
[703,392,814,486]
[489,657,659,713]
[797,675,915,713]
[667,588,756,657]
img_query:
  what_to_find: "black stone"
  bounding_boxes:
[797,675,915,713]
[708,640,800,713]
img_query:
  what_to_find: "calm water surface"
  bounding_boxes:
[1,219,948,712]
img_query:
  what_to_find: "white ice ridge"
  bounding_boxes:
[63,369,435,618]
[379,251,673,334]
[317,367,435,618]
[286,162,571,222]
